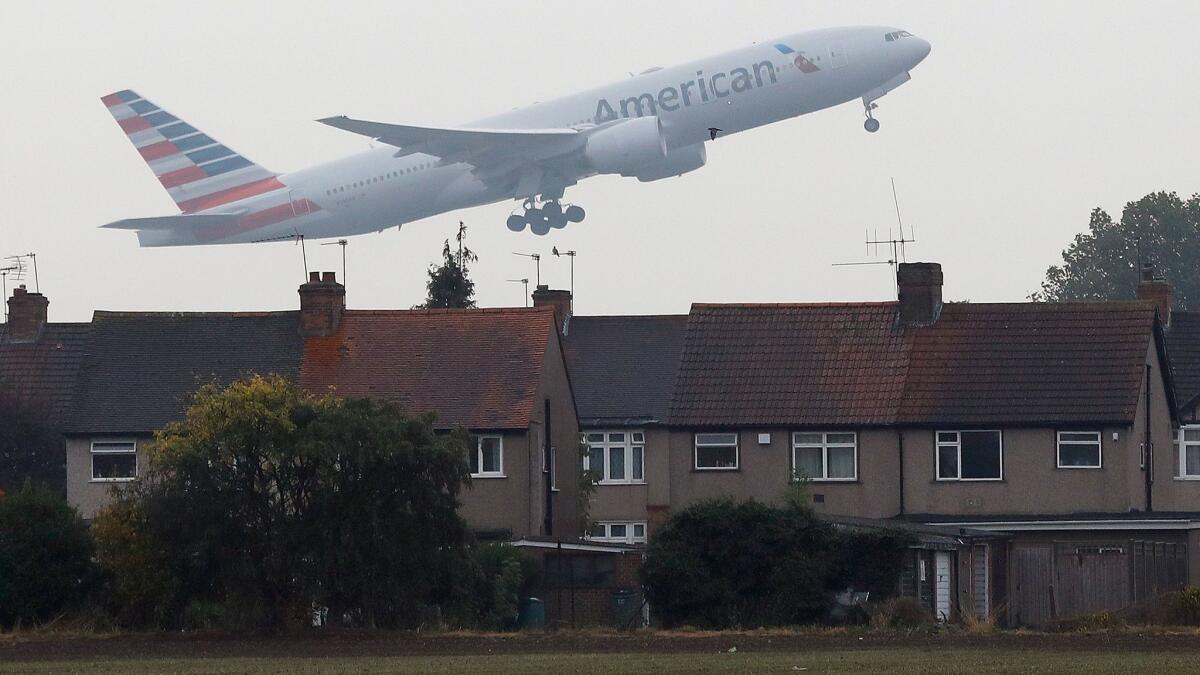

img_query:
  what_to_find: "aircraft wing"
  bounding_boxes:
[317,116,585,166]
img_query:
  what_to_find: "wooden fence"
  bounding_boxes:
[1008,539,1187,626]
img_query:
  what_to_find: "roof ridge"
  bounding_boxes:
[343,306,553,316]
[691,301,898,309]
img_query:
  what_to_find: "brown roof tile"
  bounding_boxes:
[667,301,1160,428]
[299,307,555,430]
[0,323,91,422]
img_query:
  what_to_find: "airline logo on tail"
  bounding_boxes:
[773,44,820,73]
[100,89,284,213]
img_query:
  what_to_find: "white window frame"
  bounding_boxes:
[544,444,559,492]
[90,439,138,482]
[1177,425,1200,480]
[935,430,1003,481]
[1056,431,1103,469]
[469,434,505,478]
[694,432,739,471]
[587,521,648,544]
[791,431,858,481]
[583,430,645,484]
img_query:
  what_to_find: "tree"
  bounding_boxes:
[0,390,65,494]
[1033,191,1200,307]
[0,483,95,627]
[92,375,474,629]
[418,222,478,309]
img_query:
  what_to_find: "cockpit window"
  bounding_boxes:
[885,30,913,42]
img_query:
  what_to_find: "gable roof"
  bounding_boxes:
[667,301,1162,428]
[299,307,555,430]
[68,311,303,434]
[900,302,1158,426]
[0,323,91,421]
[1166,311,1200,410]
[563,315,687,426]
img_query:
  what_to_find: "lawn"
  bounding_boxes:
[4,648,1200,674]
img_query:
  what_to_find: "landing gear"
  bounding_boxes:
[863,101,880,133]
[507,199,585,235]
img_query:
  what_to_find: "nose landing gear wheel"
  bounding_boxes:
[864,118,880,133]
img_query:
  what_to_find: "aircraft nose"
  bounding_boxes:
[911,36,931,66]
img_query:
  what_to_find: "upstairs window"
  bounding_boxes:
[793,432,857,481]
[469,435,504,478]
[583,431,644,484]
[1057,431,1102,468]
[695,432,739,470]
[936,431,1002,481]
[1178,427,1200,479]
[91,440,137,481]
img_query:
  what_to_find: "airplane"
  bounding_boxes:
[101,26,930,246]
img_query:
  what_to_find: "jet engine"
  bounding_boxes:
[634,143,707,182]
[584,116,667,175]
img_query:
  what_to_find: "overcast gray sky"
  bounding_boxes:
[1,1,1197,322]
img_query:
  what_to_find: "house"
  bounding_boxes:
[54,272,580,539]
[562,262,1198,624]
[0,285,90,490]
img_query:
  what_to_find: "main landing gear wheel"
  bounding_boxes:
[564,205,585,223]
[863,100,880,133]
[526,207,551,236]
[511,199,585,235]
[507,214,527,232]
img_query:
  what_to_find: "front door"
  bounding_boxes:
[934,551,952,621]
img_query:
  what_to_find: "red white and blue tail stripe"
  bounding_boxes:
[101,89,284,214]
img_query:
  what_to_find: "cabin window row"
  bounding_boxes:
[324,162,436,196]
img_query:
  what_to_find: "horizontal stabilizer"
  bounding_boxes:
[101,214,240,230]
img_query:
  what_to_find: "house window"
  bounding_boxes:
[1057,431,1102,468]
[695,432,738,470]
[544,554,616,588]
[936,430,1002,481]
[588,521,648,544]
[1177,426,1200,478]
[793,432,857,481]
[91,440,137,481]
[544,445,558,491]
[584,431,645,484]
[469,435,503,477]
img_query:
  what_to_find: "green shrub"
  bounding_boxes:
[1052,611,1121,632]
[445,544,537,630]
[1124,586,1200,626]
[0,483,95,628]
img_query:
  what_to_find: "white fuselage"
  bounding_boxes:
[207,26,930,244]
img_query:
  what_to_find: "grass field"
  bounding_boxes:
[5,649,1200,674]
[7,630,1200,674]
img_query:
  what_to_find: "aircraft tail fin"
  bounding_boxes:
[101,90,281,213]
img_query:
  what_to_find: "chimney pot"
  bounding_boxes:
[5,286,49,343]
[298,273,346,337]
[896,262,944,326]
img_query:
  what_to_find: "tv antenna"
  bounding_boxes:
[552,247,576,309]
[321,239,348,284]
[832,178,916,279]
[512,252,541,287]
[4,253,37,293]
[507,278,530,307]
[251,231,309,279]
[0,258,26,321]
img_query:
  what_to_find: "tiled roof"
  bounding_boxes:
[669,303,910,427]
[300,307,555,430]
[1166,311,1200,409]
[563,315,687,425]
[668,301,1160,428]
[68,311,302,434]
[0,323,91,421]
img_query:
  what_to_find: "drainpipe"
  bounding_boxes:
[1145,365,1154,513]
[544,398,554,536]
[898,430,906,517]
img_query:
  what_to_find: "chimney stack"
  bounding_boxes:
[897,262,943,326]
[298,271,345,337]
[1137,264,1174,326]
[5,285,49,343]
[531,285,572,334]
